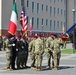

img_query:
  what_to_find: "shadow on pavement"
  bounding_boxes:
[58,66,74,70]
[41,66,74,71]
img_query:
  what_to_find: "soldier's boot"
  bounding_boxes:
[20,65,23,69]
[36,67,41,71]
[31,67,36,70]
[46,66,51,69]
[52,67,58,70]
[6,67,13,71]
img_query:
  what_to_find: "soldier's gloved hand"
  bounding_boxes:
[16,48,18,51]
[22,46,24,49]
[12,43,15,46]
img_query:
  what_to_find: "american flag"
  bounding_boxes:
[20,6,28,35]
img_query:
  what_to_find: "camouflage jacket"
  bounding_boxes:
[34,37,44,55]
[29,39,35,53]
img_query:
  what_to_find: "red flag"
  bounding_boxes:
[30,19,32,34]
[20,6,28,35]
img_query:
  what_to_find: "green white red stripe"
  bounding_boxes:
[8,2,17,35]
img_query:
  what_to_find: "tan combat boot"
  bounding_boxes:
[46,66,51,69]
[52,67,58,70]
[31,67,36,70]
[36,67,41,71]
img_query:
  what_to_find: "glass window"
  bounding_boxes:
[37,3,39,14]
[57,21,59,28]
[27,16,29,24]
[32,2,34,13]
[57,8,59,14]
[64,10,66,18]
[46,19,48,26]
[42,19,44,25]
[37,18,39,29]
[21,0,24,6]
[27,0,29,7]
[61,9,62,15]
[50,20,52,30]
[50,7,52,16]
[54,21,56,30]
[42,4,44,11]
[61,21,62,29]
[54,7,56,17]
[32,17,34,28]
[54,0,56,3]
[50,0,52,3]
[46,5,48,12]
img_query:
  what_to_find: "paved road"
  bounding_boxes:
[0,51,76,75]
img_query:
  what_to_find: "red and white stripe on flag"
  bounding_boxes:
[20,6,28,34]
[30,19,32,33]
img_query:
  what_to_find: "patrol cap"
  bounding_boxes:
[38,34,42,37]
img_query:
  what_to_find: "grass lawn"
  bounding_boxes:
[61,49,76,54]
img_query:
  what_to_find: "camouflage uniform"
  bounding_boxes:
[3,36,12,70]
[0,36,3,51]
[34,37,44,71]
[29,38,35,69]
[46,37,53,69]
[52,37,61,70]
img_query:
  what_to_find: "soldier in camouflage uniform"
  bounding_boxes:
[2,35,13,70]
[46,35,53,69]
[52,34,61,70]
[34,36,44,71]
[0,36,3,51]
[29,37,36,70]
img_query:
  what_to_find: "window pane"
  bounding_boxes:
[50,7,52,16]
[32,2,34,13]
[27,0,29,7]
[37,3,39,13]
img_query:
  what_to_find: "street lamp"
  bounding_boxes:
[42,25,43,36]
[72,8,75,53]
[42,25,44,50]
[72,9,75,23]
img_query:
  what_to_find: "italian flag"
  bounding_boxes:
[8,1,17,35]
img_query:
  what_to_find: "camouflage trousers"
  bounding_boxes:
[6,51,12,68]
[16,51,28,69]
[52,50,61,68]
[47,51,53,67]
[35,54,43,68]
[30,53,35,67]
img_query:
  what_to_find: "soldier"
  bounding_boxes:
[16,35,22,69]
[52,34,61,70]
[46,35,53,69]
[2,34,13,70]
[34,35,44,71]
[22,37,29,68]
[29,36,36,70]
[0,36,3,51]
[10,36,17,70]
